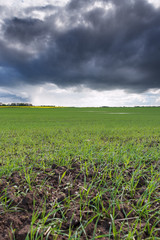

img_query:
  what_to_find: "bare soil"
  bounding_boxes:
[0,162,160,239]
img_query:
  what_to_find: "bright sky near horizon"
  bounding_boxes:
[0,0,160,106]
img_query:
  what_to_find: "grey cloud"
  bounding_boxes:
[67,0,92,10]
[0,92,28,102]
[3,17,49,44]
[0,0,160,92]
[25,5,58,12]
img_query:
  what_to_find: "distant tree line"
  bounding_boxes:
[0,102,33,106]
[0,103,159,107]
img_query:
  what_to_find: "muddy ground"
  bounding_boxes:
[0,162,160,239]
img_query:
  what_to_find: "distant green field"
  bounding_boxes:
[0,106,160,175]
[0,107,160,239]
[0,106,160,130]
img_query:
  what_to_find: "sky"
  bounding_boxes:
[0,0,160,106]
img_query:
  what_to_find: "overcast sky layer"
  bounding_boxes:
[0,0,160,106]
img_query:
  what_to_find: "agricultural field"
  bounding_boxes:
[0,107,160,240]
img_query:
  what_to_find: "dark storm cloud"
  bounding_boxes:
[0,0,160,92]
[3,17,48,43]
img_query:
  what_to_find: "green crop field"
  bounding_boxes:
[0,107,160,239]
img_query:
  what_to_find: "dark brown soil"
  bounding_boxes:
[0,162,159,239]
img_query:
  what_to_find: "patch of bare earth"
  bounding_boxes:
[0,162,160,239]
